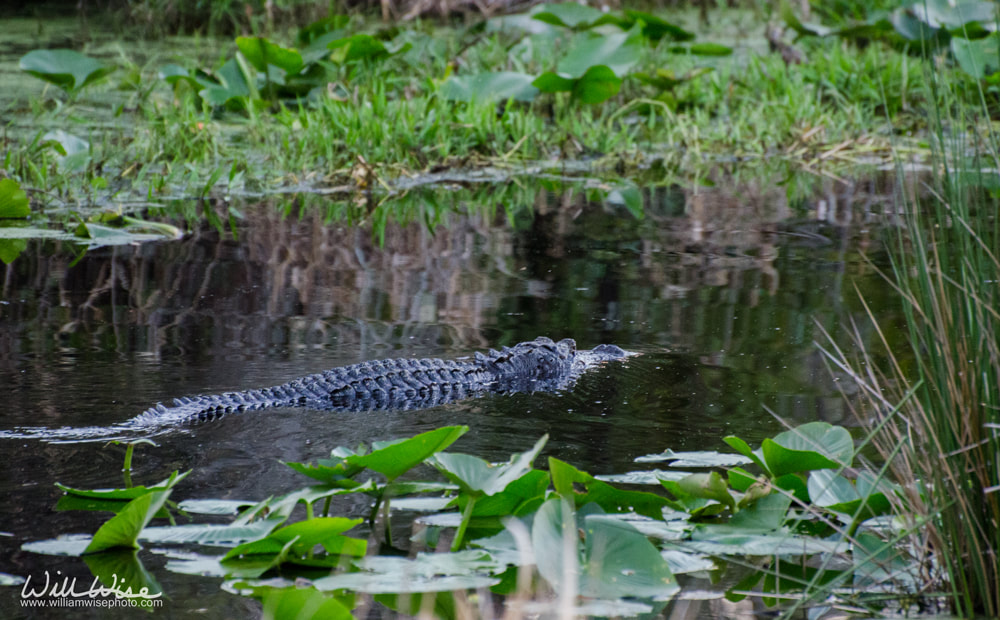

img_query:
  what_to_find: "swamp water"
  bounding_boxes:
[0,178,903,618]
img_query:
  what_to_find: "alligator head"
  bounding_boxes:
[476,336,632,391]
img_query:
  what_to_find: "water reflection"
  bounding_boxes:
[0,178,901,617]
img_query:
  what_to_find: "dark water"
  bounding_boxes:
[0,179,900,617]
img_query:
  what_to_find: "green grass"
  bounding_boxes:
[0,8,991,220]
[822,62,1000,617]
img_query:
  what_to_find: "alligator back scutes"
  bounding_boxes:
[125,337,633,432]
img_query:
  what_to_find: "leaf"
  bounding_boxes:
[572,65,622,104]
[685,43,733,56]
[22,534,94,556]
[82,549,163,598]
[674,472,736,512]
[430,435,546,497]
[531,499,678,600]
[580,515,679,599]
[635,449,752,467]
[761,422,853,477]
[327,34,410,63]
[550,457,672,520]
[312,550,501,593]
[0,179,30,219]
[201,58,252,106]
[952,34,1000,80]
[222,517,365,561]
[532,3,605,29]
[251,583,355,620]
[807,470,893,521]
[84,490,172,554]
[42,130,90,173]
[140,517,286,545]
[458,468,549,517]
[721,436,771,476]
[621,10,695,42]
[283,457,366,486]
[440,72,539,102]
[352,425,468,481]
[0,239,27,264]
[532,71,576,94]
[556,26,643,78]
[236,37,304,75]
[19,49,115,93]
[57,471,190,501]
[910,0,996,31]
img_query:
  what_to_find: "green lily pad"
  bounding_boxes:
[762,422,853,477]
[312,550,500,593]
[430,435,546,497]
[532,499,679,600]
[636,449,752,467]
[222,517,365,561]
[140,516,286,545]
[22,534,94,557]
[556,26,642,78]
[236,36,304,75]
[19,49,115,93]
[57,471,190,501]
[84,489,173,554]
[0,179,30,219]
[440,72,539,102]
[532,2,605,29]
[952,33,1000,80]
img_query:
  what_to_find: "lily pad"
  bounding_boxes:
[635,449,752,467]
[532,2,605,29]
[440,72,539,102]
[22,534,94,556]
[19,49,115,93]
[0,179,30,219]
[236,36,304,75]
[312,550,501,593]
[532,499,679,600]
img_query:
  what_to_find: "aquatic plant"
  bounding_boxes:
[20,421,931,616]
[819,49,1000,614]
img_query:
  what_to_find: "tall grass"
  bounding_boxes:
[822,77,1000,615]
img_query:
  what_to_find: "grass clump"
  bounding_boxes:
[822,81,1000,617]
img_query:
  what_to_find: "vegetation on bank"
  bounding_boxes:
[2,0,999,241]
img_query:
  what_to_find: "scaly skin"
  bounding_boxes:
[0,337,632,441]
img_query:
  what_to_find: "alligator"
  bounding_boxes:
[0,337,632,441]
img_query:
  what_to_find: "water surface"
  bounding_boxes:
[0,179,900,617]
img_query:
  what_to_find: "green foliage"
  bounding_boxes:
[0,179,30,219]
[83,470,187,554]
[19,49,115,96]
[822,82,1000,613]
[783,0,1000,82]
[22,421,934,615]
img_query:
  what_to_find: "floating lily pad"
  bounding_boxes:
[0,573,25,586]
[635,449,753,467]
[140,516,286,545]
[178,499,255,516]
[595,469,690,485]
[312,550,501,593]
[532,499,679,600]
[22,534,94,556]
